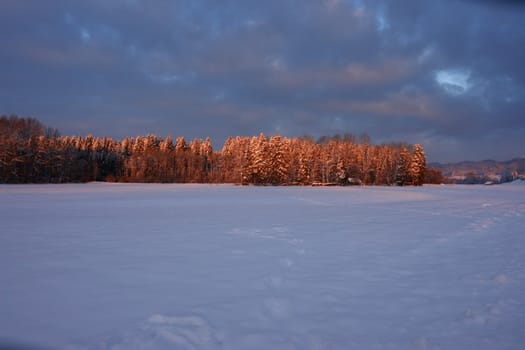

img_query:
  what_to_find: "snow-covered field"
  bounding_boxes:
[1,183,525,350]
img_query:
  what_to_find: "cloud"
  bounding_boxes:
[344,59,414,85]
[0,0,524,162]
[461,0,525,7]
[435,68,472,96]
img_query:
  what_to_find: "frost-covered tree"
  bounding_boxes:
[395,146,412,186]
[296,139,315,185]
[268,135,288,185]
[409,144,426,186]
[246,134,268,184]
[1,115,433,185]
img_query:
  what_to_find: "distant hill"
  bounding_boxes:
[429,158,525,184]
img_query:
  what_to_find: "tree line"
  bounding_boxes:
[0,115,436,185]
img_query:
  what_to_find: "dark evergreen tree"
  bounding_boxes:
[395,147,412,186]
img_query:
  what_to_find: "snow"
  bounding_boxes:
[1,183,524,350]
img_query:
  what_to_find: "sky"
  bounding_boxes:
[1,0,524,163]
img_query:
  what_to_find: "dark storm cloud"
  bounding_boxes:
[1,0,524,162]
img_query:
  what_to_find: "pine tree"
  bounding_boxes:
[160,136,174,153]
[410,144,426,186]
[220,137,236,182]
[242,137,253,184]
[251,134,270,184]
[269,135,288,185]
[297,140,314,185]
[175,136,188,181]
[395,146,412,186]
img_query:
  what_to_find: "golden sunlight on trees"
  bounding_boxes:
[0,115,431,185]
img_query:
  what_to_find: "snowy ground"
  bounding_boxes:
[1,183,525,350]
